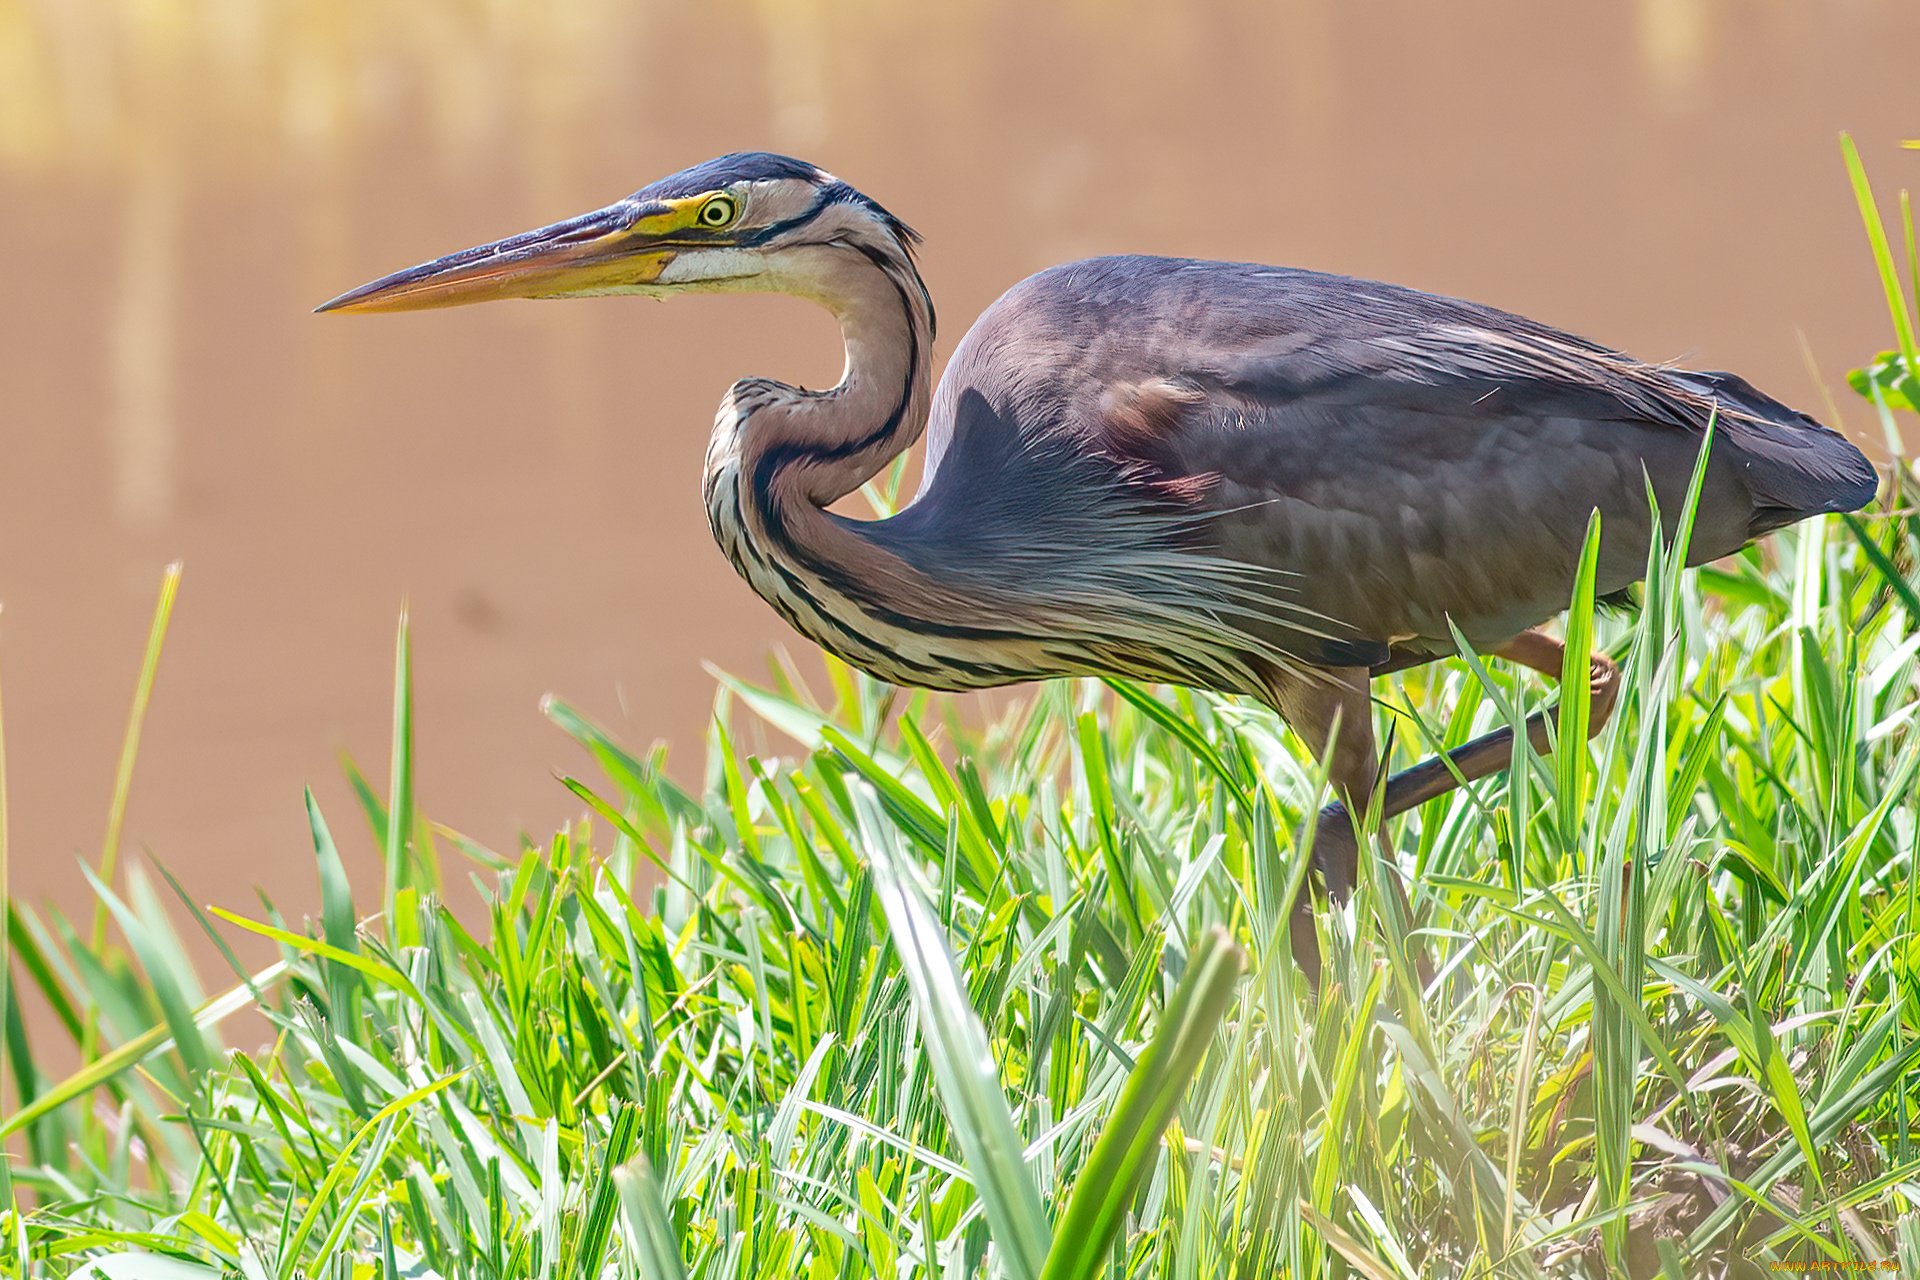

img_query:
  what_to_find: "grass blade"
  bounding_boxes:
[1039,927,1244,1280]
[92,560,182,950]
[854,783,1051,1280]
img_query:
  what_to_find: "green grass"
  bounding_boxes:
[3,140,1920,1278]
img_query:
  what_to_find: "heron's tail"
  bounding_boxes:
[1676,370,1879,536]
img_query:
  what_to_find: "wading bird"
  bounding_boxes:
[321,153,1877,986]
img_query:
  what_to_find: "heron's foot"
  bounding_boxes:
[1294,801,1434,991]
[1309,801,1359,904]
[1287,803,1358,993]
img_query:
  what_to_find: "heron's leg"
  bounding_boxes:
[1269,667,1426,989]
[1270,667,1377,886]
[1270,667,1371,989]
[1274,632,1618,990]
[1374,630,1620,820]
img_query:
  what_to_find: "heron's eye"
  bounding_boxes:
[699,195,738,228]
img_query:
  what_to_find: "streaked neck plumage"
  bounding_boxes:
[705,240,934,508]
[700,238,990,685]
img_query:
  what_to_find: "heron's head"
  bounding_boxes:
[316,152,919,315]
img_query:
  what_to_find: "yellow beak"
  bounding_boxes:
[315,200,679,314]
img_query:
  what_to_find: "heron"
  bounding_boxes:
[320,152,1877,986]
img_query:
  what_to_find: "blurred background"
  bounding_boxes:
[0,0,1914,930]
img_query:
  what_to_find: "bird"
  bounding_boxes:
[320,152,1878,987]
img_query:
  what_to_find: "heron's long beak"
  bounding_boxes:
[316,200,678,314]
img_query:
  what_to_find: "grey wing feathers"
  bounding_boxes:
[1201,313,1878,537]
[909,255,1877,667]
[1033,256,1877,537]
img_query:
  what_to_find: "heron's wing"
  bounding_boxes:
[907,256,1873,664]
[1074,282,1873,653]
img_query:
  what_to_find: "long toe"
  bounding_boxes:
[1312,803,1360,904]
[1288,886,1324,991]
[1288,804,1358,990]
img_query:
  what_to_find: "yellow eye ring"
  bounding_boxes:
[699,195,738,228]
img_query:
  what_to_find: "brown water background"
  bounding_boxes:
[1,0,1915,940]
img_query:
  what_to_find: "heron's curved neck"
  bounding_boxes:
[706,239,934,540]
[729,245,933,505]
[702,242,958,673]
